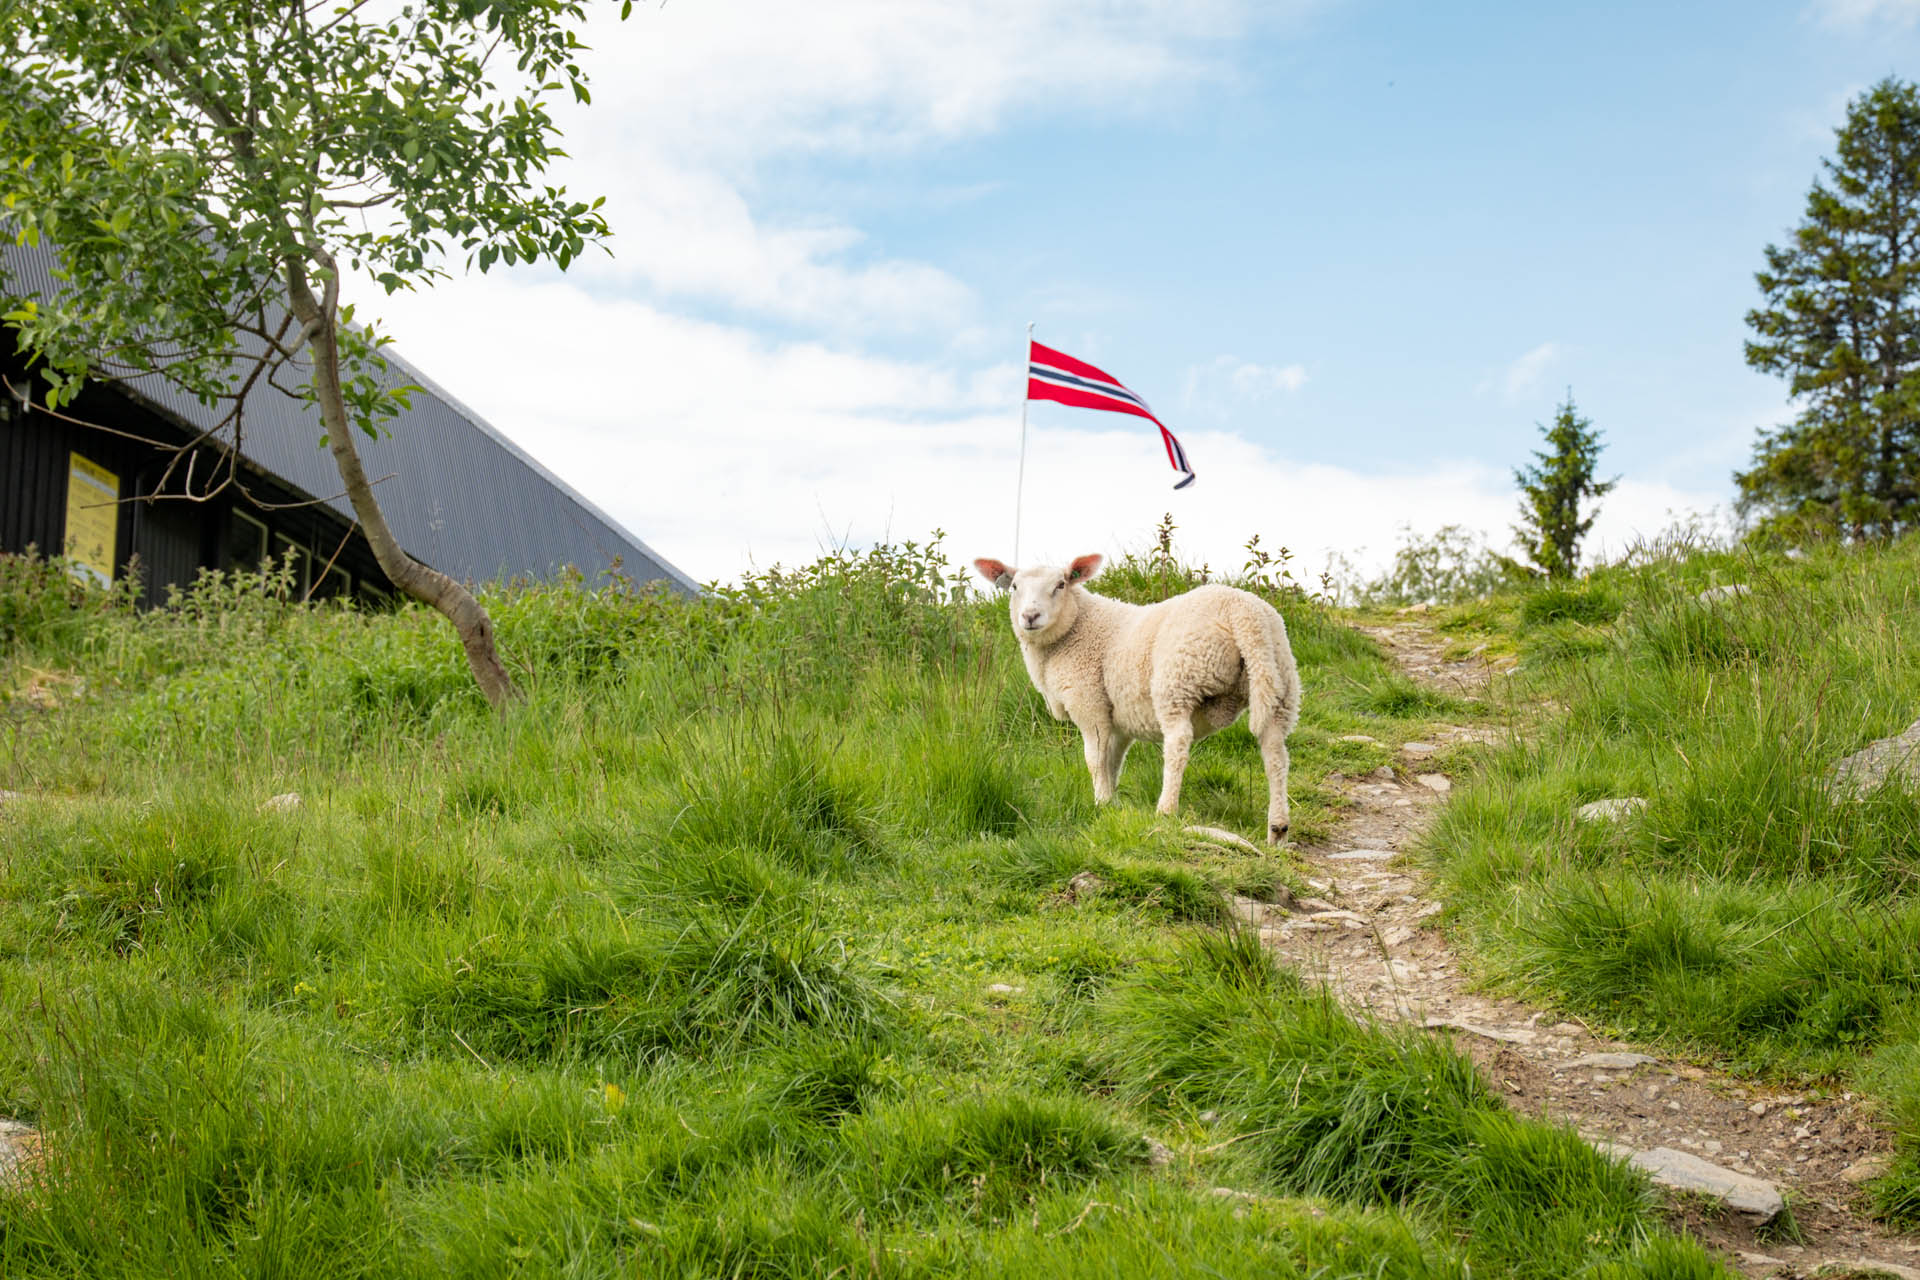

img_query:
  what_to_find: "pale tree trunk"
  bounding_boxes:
[283,258,519,708]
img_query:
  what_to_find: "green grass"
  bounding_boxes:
[0,538,1724,1275]
[1421,535,1920,1221]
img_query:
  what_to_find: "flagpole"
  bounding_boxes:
[1014,321,1033,565]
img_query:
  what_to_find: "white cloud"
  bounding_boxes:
[511,2,1303,334]
[587,161,976,334]
[1180,355,1309,423]
[579,1,1282,160]
[363,273,1715,585]
[1810,0,1920,26]
[1478,341,1563,403]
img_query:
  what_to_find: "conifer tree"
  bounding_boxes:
[1514,392,1616,578]
[1739,77,1920,541]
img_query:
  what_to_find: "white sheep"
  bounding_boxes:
[973,554,1301,844]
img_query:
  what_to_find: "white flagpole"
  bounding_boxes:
[1014,321,1033,565]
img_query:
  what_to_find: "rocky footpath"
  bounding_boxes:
[1223,621,1920,1279]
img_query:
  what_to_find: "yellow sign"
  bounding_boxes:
[63,453,119,588]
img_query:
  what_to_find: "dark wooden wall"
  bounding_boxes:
[0,358,391,607]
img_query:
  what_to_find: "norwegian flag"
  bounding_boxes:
[1027,340,1195,489]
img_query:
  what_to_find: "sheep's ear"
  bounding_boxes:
[973,558,1014,590]
[1066,554,1104,584]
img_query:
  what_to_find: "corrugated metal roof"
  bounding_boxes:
[1,240,699,594]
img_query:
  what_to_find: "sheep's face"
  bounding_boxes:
[973,555,1103,641]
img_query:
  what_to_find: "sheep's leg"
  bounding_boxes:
[1155,717,1194,816]
[1082,727,1118,804]
[1105,737,1132,794]
[1258,718,1291,843]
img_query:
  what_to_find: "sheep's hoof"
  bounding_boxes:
[1267,822,1289,845]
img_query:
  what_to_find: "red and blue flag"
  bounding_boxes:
[1026,340,1195,489]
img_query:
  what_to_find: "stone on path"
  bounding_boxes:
[1399,741,1438,760]
[1414,773,1451,793]
[1422,1017,1538,1046]
[1828,718,1920,798]
[1595,1142,1783,1224]
[1840,1154,1896,1184]
[1563,1052,1658,1071]
[1820,1262,1920,1280]
[1185,825,1263,854]
[1575,797,1647,823]
[1228,896,1284,928]
[1328,849,1396,862]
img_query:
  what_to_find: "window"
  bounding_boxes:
[226,510,268,574]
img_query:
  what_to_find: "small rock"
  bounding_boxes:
[1381,925,1415,947]
[1423,1018,1538,1046]
[1841,1155,1896,1184]
[0,1119,38,1186]
[1228,896,1280,928]
[1184,825,1264,854]
[1337,734,1381,745]
[1749,1101,1769,1116]
[1828,718,1920,798]
[1328,849,1396,862]
[1737,1253,1786,1271]
[1575,797,1648,823]
[1369,765,1397,782]
[1399,741,1439,760]
[1414,773,1451,794]
[1064,870,1106,900]
[1596,1143,1784,1224]
[1197,1110,1220,1124]
[262,792,302,813]
[1144,1137,1174,1167]
[1293,896,1338,914]
[1784,547,1809,562]
[1414,901,1444,919]
[984,983,1024,996]
[1696,583,1750,604]
[1822,1263,1920,1280]
[1565,1052,1658,1071]
[1395,601,1433,615]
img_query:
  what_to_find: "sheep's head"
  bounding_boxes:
[973,555,1103,641]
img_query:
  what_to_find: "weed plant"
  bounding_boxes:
[1422,534,1920,1220]
[0,536,1721,1275]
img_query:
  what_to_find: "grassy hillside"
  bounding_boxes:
[0,542,1724,1277]
[1421,534,1920,1223]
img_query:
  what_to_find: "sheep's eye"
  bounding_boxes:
[1054,581,1065,593]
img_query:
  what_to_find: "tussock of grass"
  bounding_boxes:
[1106,932,1724,1279]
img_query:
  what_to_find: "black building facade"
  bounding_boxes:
[0,242,696,606]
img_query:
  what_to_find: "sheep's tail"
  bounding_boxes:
[1232,600,1300,740]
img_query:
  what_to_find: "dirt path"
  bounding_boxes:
[1251,620,1919,1279]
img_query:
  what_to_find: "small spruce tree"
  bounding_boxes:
[1513,392,1617,578]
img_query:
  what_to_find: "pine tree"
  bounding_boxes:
[1514,392,1617,578]
[1738,77,1920,541]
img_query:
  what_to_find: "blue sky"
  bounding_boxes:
[358,0,1920,583]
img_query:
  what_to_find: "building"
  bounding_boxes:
[0,241,697,607]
